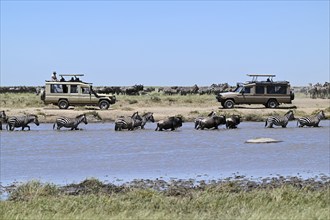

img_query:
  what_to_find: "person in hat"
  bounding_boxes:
[51,71,58,81]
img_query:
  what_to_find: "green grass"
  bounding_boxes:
[0,93,44,108]
[1,179,329,220]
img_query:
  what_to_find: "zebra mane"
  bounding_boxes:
[27,114,38,118]
[284,110,293,115]
[142,112,153,117]
[76,114,86,118]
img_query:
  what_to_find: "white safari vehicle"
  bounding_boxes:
[216,74,294,109]
[41,74,116,109]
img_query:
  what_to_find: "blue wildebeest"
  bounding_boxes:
[53,114,88,130]
[265,110,295,128]
[297,110,326,127]
[226,115,241,129]
[197,115,226,130]
[155,116,183,131]
[6,114,40,131]
[194,111,216,129]
[114,112,142,131]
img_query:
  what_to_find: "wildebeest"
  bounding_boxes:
[115,112,142,131]
[155,116,183,131]
[197,115,226,130]
[194,111,216,129]
[226,115,241,129]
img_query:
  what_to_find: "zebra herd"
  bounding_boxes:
[0,110,326,131]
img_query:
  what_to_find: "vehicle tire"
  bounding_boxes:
[223,99,235,109]
[58,99,69,109]
[99,100,110,110]
[267,99,278,108]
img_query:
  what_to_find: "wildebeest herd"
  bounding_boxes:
[0,110,326,131]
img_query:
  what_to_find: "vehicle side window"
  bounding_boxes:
[256,86,264,94]
[267,85,287,94]
[244,87,251,93]
[82,87,90,94]
[71,85,78,93]
[50,84,63,93]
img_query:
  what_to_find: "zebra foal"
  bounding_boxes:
[53,114,88,130]
[6,114,40,131]
[265,110,295,128]
[297,110,325,127]
[114,112,142,131]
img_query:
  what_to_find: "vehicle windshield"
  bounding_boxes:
[234,86,243,93]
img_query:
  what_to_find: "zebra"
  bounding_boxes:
[194,111,216,129]
[0,110,7,130]
[297,110,326,127]
[6,114,40,131]
[133,112,155,129]
[265,110,295,128]
[114,112,142,131]
[53,114,88,130]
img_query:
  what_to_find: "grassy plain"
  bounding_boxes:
[1,179,329,220]
[0,92,329,123]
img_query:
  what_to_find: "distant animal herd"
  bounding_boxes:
[0,110,326,132]
[2,81,329,98]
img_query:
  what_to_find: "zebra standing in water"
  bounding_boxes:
[297,110,325,127]
[133,112,155,129]
[53,114,88,130]
[265,110,295,128]
[6,114,40,131]
[114,112,142,131]
[0,110,7,130]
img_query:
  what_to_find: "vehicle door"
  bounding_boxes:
[68,84,80,104]
[237,86,253,104]
[79,85,97,105]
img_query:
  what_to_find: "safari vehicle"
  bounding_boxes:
[216,74,294,109]
[41,74,116,109]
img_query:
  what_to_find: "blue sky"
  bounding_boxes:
[1,1,329,86]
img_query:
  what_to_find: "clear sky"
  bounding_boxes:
[1,1,329,86]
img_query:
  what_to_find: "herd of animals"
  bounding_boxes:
[0,109,326,132]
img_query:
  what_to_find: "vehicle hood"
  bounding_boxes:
[218,92,238,96]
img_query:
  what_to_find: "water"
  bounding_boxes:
[1,121,329,186]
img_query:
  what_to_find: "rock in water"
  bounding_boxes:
[245,137,282,144]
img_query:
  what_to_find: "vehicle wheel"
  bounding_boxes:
[99,100,110,110]
[267,99,278,108]
[58,100,69,109]
[223,99,235,109]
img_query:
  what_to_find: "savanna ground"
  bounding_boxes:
[0,92,329,123]
[0,92,329,219]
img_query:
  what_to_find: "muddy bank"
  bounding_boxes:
[2,175,329,201]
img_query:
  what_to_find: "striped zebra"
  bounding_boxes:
[265,110,295,128]
[114,112,142,131]
[0,110,7,130]
[297,110,325,127]
[194,111,216,129]
[133,112,155,129]
[53,114,88,130]
[6,114,40,131]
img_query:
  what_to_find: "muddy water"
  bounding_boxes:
[1,121,329,186]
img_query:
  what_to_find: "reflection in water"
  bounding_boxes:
[1,121,329,185]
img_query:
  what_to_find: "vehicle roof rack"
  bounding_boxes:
[247,74,276,82]
[59,74,84,77]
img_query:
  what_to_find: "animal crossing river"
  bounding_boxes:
[1,121,329,186]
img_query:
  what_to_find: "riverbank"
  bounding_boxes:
[0,93,329,123]
[1,176,329,219]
